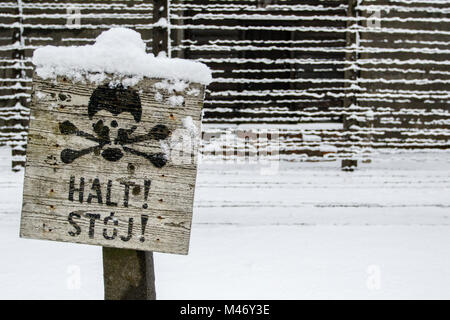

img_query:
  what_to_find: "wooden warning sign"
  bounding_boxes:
[20,76,205,255]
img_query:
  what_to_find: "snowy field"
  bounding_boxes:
[1,147,450,299]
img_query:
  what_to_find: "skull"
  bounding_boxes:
[59,83,170,168]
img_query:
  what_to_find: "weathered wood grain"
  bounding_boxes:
[20,75,205,255]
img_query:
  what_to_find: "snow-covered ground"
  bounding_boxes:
[1,147,450,299]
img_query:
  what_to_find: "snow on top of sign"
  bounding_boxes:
[32,28,212,86]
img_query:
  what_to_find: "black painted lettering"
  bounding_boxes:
[120,218,134,242]
[140,214,148,242]
[106,180,118,207]
[103,212,118,240]
[68,212,81,236]
[120,181,132,207]
[86,213,101,239]
[87,178,103,204]
[68,176,84,203]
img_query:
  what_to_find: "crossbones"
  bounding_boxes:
[59,84,170,168]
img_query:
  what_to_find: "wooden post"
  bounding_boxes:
[102,0,169,300]
[103,248,156,300]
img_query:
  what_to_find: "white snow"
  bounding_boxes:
[35,91,47,100]
[154,79,190,107]
[187,88,200,97]
[302,134,322,142]
[153,18,169,28]
[32,28,212,86]
[167,95,184,107]
[182,116,198,136]
[154,79,190,93]
[1,148,450,299]
[154,91,163,102]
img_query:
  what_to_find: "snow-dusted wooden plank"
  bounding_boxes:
[20,75,205,255]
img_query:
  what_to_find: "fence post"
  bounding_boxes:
[11,0,27,171]
[152,0,169,56]
[342,0,360,170]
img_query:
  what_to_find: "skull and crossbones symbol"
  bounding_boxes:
[59,84,170,168]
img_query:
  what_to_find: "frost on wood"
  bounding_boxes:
[32,28,212,86]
